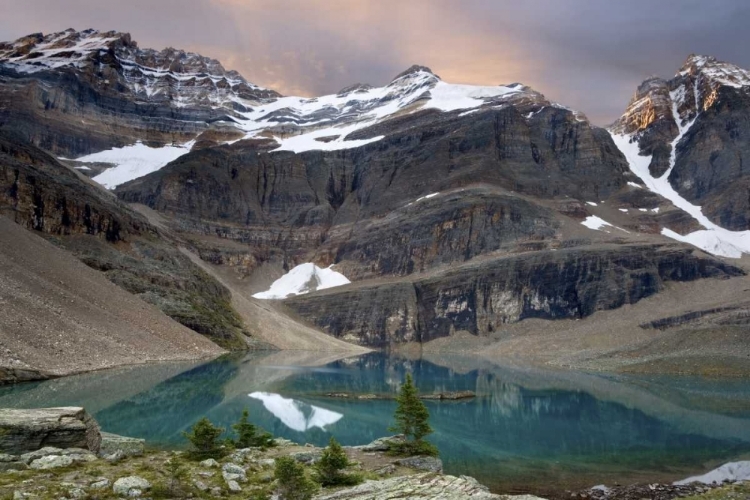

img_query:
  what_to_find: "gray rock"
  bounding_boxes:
[112,476,151,497]
[221,463,245,476]
[103,450,126,463]
[89,478,110,489]
[222,471,244,483]
[0,453,19,462]
[226,480,242,493]
[352,435,405,452]
[68,488,86,499]
[98,433,144,458]
[395,456,443,473]
[29,455,74,470]
[290,450,323,464]
[209,487,222,497]
[374,464,396,476]
[0,408,101,455]
[200,458,219,468]
[0,461,27,472]
[314,472,511,499]
[193,480,209,492]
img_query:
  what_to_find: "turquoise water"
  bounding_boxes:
[2,352,750,494]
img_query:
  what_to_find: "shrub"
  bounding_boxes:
[388,373,439,457]
[183,417,225,460]
[232,408,276,449]
[314,437,363,487]
[274,456,318,500]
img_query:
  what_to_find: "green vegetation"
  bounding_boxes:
[274,456,318,500]
[183,417,226,460]
[314,437,363,487]
[388,373,439,457]
[682,482,750,500]
[232,408,276,449]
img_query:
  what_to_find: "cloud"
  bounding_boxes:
[1,0,749,124]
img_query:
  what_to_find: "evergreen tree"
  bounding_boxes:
[389,373,438,456]
[232,408,276,449]
[183,417,225,459]
[274,456,317,500]
[314,437,362,487]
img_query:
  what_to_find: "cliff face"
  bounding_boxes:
[116,105,633,280]
[285,245,743,348]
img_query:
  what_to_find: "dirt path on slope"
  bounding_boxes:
[179,247,369,352]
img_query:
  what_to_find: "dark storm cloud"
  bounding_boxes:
[1,0,748,124]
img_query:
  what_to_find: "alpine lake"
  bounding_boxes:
[2,351,749,496]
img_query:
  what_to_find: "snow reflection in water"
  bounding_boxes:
[249,391,343,432]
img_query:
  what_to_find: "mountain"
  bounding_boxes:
[609,55,750,240]
[1,30,749,375]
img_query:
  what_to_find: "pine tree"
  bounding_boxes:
[274,456,317,500]
[232,408,275,449]
[314,437,362,486]
[183,417,225,459]
[389,373,438,456]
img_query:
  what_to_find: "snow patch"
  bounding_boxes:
[627,182,642,189]
[674,461,750,485]
[586,201,598,206]
[80,141,194,189]
[581,216,629,234]
[252,263,350,299]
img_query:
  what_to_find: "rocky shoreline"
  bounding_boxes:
[1,408,746,500]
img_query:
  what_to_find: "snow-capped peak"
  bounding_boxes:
[678,54,750,89]
[0,29,279,107]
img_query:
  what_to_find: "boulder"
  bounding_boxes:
[112,476,151,497]
[226,479,242,492]
[290,449,322,464]
[29,455,74,470]
[351,435,405,452]
[0,408,101,455]
[200,458,219,468]
[90,478,111,489]
[99,432,144,458]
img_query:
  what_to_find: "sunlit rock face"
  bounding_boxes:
[248,392,343,432]
[610,55,750,230]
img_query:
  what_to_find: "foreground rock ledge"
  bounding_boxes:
[316,472,543,500]
[0,407,101,455]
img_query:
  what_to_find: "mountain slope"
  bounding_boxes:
[0,131,254,350]
[0,215,224,383]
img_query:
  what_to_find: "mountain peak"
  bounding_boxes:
[390,64,440,83]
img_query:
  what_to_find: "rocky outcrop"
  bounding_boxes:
[314,473,523,499]
[0,407,101,455]
[285,245,743,347]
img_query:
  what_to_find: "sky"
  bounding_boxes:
[1,0,749,125]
